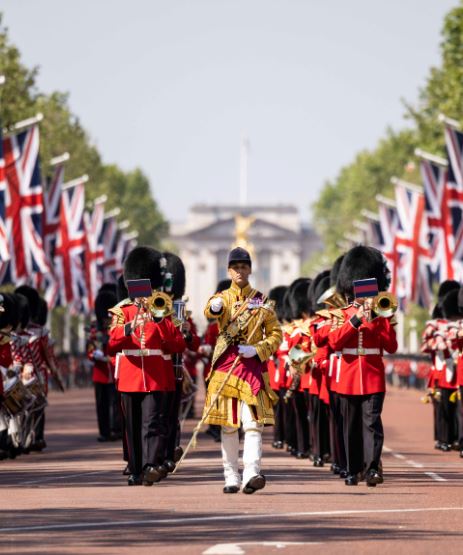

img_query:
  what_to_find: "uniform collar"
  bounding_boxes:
[230,281,253,297]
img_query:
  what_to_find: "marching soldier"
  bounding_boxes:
[108,246,186,486]
[328,246,398,487]
[203,247,282,494]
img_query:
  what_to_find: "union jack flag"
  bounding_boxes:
[102,210,120,282]
[84,196,106,311]
[376,196,400,296]
[360,210,384,250]
[39,161,66,307]
[419,152,457,281]
[393,180,432,308]
[54,177,87,311]
[2,124,50,283]
[444,123,463,280]
[0,124,10,265]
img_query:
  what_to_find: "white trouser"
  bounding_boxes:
[221,402,264,487]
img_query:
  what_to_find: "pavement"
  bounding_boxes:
[0,386,462,555]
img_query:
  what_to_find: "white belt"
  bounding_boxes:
[342,348,381,356]
[122,349,171,360]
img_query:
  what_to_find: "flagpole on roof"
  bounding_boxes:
[376,194,397,206]
[414,148,447,167]
[50,152,70,166]
[390,177,423,194]
[361,209,380,221]
[3,113,44,135]
[94,195,107,205]
[438,113,461,130]
[118,220,130,230]
[62,174,89,191]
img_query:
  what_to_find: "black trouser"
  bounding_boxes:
[339,392,385,476]
[458,386,463,450]
[35,408,45,442]
[273,389,286,444]
[329,391,346,470]
[438,388,457,445]
[94,382,117,438]
[121,391,169,476]
[311,394,330,459]
[284,392,296,449]
[165,381,182,461]
[291,390,309,454]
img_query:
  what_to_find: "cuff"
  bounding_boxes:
[349,315,362,329]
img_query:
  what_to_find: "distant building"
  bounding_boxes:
[169,204,322,327]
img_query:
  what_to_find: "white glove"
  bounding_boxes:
[198,344,212,356]
[238,345,257,358]
[210,296,224,313]
[93,349,105,361]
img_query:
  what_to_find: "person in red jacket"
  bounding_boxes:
[88,287,119,442]
[329,246,398,487]
[108,247,186,486]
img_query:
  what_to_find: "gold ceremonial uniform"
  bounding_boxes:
[203,282,282,427]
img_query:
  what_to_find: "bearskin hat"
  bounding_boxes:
[164,252,186,300]
[95,289,118,328]
[336,246,390,301]
[13,293,30,330]
[441,289,462,320]
[458,287,463,313]
[268,285,288,322]
[312,275,332,313]
[330,255,345,287]
[123,246,164,290]
[431,304,443,319]
[437,280,460,301]
[0,293,19,330]
[14,285,40,321]
[98,283,117,296]
[288,278,312,320]
[308,270,331,314]
[35,297,48,327]
[216,279,232,293]
[117,275,129,302]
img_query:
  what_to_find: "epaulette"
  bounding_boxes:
[328,308,345,321]
[316,309,331,319]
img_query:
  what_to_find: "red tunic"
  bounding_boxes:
[183,317,201,379]
[87,323,114,384]
[202,321,220,381]
[328,305,398,396]
[108,304,186,393]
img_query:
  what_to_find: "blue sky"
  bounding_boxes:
[2,0,458,222]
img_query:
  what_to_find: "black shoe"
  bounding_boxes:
[290,447,298,457]
[30,439,46,452]
[0,449,8,460]
[223,485,240,494]
[173,446,184,463]
[339,469,348,479]
[460,450,463,459]
[242,474,266,494]
[365,469,384,487]
[434,441,442,450]
[440,443,451,452]
[272,441,284,449]
[296,451,310,459]
[143,465,163,485]
[331,463,340,475]
[122,464,131,476]
[127,474,142,486]
[164,460,176,473]
[157,464,169,479]
[109,432,122,441]
[313,457,324,467]
[345,474,358,486]
[97,435,110,443]
[286,445,293,453]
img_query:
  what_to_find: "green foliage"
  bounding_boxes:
[0,15,168,247]
[310,1,463,277]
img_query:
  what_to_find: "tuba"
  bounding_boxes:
[317,286,346,309]
[372,292,398,318]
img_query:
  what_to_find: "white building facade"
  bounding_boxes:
[169,204,322,328]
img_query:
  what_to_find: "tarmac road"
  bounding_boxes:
[0,386,462,555]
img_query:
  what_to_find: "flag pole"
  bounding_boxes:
[414,148,447,167]
[104,208,121,219]
[390,177,423,194]
[62,174,89,191]
[438,113,461,130]
[3,113,44,135]
[376,194,396,207]
[50,152,70,166]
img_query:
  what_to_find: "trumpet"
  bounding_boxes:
[371,292,398,318]
[146,291,173,319]
[288,345,314,369]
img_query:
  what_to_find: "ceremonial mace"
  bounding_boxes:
[172,308,265,473]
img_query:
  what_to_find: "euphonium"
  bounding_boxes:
[316,285,346,309]
[147,291,173,319]
[372,292,398,318]
[288,345,313,369]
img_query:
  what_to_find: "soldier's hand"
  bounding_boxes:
[210,296,224,313]
[238,345,257,358]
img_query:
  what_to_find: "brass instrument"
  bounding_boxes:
[146,291,173,319]
[372,292,398,318]
[288,345,313,369]
[316,286,346,309]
